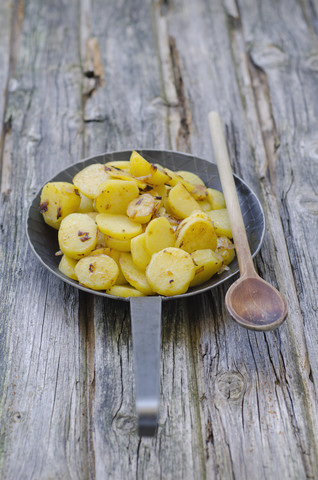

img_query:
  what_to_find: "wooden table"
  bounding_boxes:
[1,0,318,478]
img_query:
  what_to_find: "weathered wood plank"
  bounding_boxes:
[0,0,90,478]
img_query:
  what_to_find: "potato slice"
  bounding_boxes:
[168,183,202,219]
[131,233,152,270]
[190,249,223,287]
[176,171,206,186]
[206,209,232,238]
[94,179,139,214]
[104,165,148,190]
[146,247,195,296]
[145,217,175,254]
[73,164,110,199]
[106,285,144,298]
[127,194,156,223]
[197,198,212,212]
[77,193,94,213]
[85,212,106,246]
[104,248,127,285]
[104,235,131,252]
[105,160,130,171]
[216,236,235,265]
[207,188,226,210]
[40,182,81,229]
[75,254,118,290]
[164,168,208,200]
[58,213,98,259]
[96,213,142,240]
[129,151,171,185]
[119,253,154,295]
[175,211,217,253]
[58,255,78,280]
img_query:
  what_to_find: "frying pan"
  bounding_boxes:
[26,149,265,436]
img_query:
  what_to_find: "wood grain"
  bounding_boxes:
[0,0,317,478]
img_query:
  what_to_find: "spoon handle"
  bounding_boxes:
[208,111,255,277]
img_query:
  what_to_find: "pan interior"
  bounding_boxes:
[26,149,265,302]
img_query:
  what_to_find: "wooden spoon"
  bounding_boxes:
[208,111,288,331]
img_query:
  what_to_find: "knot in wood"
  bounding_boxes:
[216,372,245,401]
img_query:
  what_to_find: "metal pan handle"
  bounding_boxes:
[130,296,162,436]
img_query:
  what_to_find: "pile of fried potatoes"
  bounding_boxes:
[39,151,235,297]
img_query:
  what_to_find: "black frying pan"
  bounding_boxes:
[26,149,265,436]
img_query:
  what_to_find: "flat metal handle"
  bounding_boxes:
[130,296,162,436]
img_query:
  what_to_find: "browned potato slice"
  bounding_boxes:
[40,182,81,229]
[96,213,142,240]
[175,211,217,253]
[190,249,223,287]
[146,247,195,296]
[119,253,154,295]
[207,188,226,210]
[127,194,156,223]
[58,255,78,280]
[197,198,212,212]
[206,209,232,238]
[73,164,110,199]
[104,165,148,190]
[94,179,139,214]
[177,171,206,186]
[164,168,208,200]
[131,233,152,270]
[104,160,130,171]
[145,217,175,254]
[216,236,235,265]
[58,213,98,259]
[168,183,202,219]
[104,235,131,252]
[129,151,171,185]
[106,285,144,298]
[75,254,118,290]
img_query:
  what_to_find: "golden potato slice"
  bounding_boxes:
[206,209,232,238]
[164,168,208,200]
[58,255,78,280]
[85,212,106,246]
[207,188,226,210]
[131,233,152,270]
[105,160,130,171]
[145,217,175,254]
[104,248,127,285]
[197,198,212,212]
[94,179,139,214]
[127,194,156,223]
[104,235,131,252]
[73,164,110,199]
[216,236,235,265]
[106,285,144,298]
[175,212,217,253]
[176,171,206,186]
[77,194,94,213]
[190,249,223,287]
[96,213,142,240]
[58,213,98,259]
[168,183,202,219]
[129,151,171,185]
[75,254,118,290]
[104,165,148,190]
[40,182,81,229]
[119,253,154,295]
[146,247,195,296]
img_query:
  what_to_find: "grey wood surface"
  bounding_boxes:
[0,0,318,479]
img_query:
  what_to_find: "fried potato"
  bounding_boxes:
[104,160,130,171]
[75,254,118,290]
[94,179,139,214]
[106,285,144,298]
[216,236,235,265]
[145,217,175,254]
[119,252,154,295]
[131,233,152,270]
[190,249,223,287]
[77,193,94,213]
[104,164,148,190]
[206,209,232,238]
[207,188,226,210]
[168,183,202,219]
[40,182,81,229]
[164,168,208,200]
[176,171,206,186]
[73,164,110,199]
[58,213,98,259]
[175,211,217,253]
[85,212,106,246]
[58,255,78,280]
[127,193,156,223]
[146,247,195,296]
[129,151,171,185]
[96,213,142,240]
[103,248,127,285]
[104,235,131,252]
